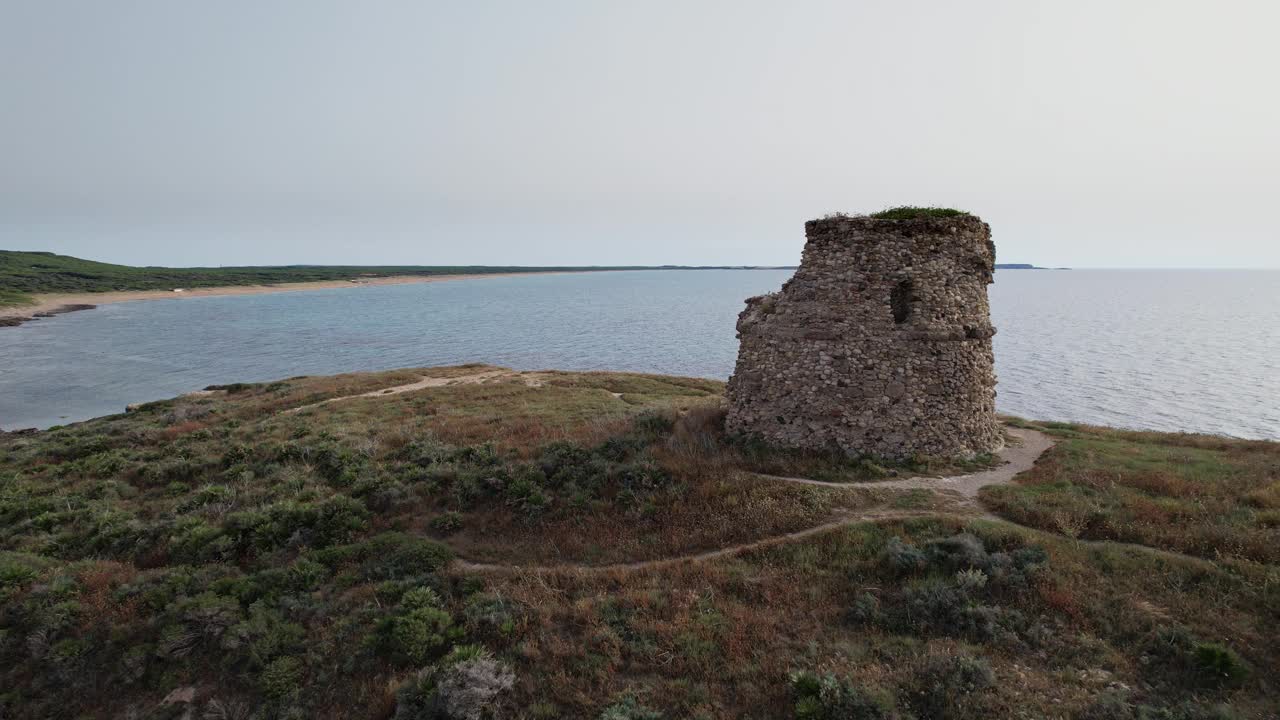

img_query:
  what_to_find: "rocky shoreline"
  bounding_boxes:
[0,303,97,328]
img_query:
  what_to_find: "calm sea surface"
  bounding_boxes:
[1,270,1277,439]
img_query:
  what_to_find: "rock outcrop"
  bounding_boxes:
[725,213,1003,459]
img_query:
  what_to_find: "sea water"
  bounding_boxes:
[1,269,1276,439]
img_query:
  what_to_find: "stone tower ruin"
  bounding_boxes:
[725,212,1003,459]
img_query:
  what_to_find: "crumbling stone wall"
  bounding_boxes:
[725,213,1003,459]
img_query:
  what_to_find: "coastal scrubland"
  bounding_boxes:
[1,366,1275,718]
[0,287,36,309]
[0,250,649,297]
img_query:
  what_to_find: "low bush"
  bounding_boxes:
[869,207,970,220]
[1150,627,1249,687]
[599,695,664,720]
[1076,692,1241,720]
[393,648,515,720]
[259,655,304,699]
[905,652,994,720]
[463,594,519,639]
[860,533,1047,646]
[790,670,897,719]
[318,532,453,583]
[221,601,305,670]
[538,441,608,489]
[880,537,927,575]
[387,587,461,664]
[433,652,516,720]
[430,511,464,535]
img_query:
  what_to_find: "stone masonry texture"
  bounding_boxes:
[725,213,1003,459]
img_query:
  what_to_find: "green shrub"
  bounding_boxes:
[430,511,464,535]
[789,670,896,720]
[205,382,259,394]
[142,456,203,485]
[314,444,365,484]
[402,586,444,609]
[464,594,519,639]
[452,466,508,508]
[345,533,453,582]
[868,206,970,220]
[393,667,441,719]
[174,586,243,640]
[1077,693,1242,720]
[1190,642,1248,684]
[221,444,253,468]
[1078,691,1135,720]
[179,483,235,511]
[880,537,927,575]
[1138,703,1242,720]
[596,435,646,463]
[400,436,456,468]
[0,558,39,591]
[845,592,881,625]
[224,495,368,555]
[535,441,613,493]
[887,577,1031,644]
[599,695,664,720]
[614,459,669,492]
[631,411,675,439]
[504,474,551,517]
[1151,627,1249,687]
[167,517,230,564]
[452,443,503,469]
[390,590,460,664]
[221,602,305,669]
[78,450,129,477]
[314,494,371,544]
[906,652,994,719]
[260,656,304,699]
[924,533,990,571]
[286,557,328,591]
[393,649,515,720]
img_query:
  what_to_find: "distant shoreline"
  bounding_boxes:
[0,271,584,328]
[0,266,800,329]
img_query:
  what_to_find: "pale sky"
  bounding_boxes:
[1,1,1276,268]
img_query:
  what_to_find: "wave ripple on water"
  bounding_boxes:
[1,269,1277,440]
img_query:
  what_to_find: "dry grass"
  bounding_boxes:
[446,474,863,565]
[4,369,1278,719]
[464,515,1279,717]
[981,421,1280,563]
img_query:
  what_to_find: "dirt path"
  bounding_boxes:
[285,368,546,414]
[756,428,1054,500]
[454,428,1054,575]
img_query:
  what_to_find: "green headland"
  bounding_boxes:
[0,250,776,309]
[1,366,1274,718]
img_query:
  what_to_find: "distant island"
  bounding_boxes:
[0,251,792,328]
[995,263,1062,270]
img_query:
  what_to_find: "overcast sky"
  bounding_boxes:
[1,1,1276,268]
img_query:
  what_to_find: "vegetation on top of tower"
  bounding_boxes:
[869,206,972,220]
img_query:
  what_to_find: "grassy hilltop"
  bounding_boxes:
[1,367,1277,718]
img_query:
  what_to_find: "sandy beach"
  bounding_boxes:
[0,271,578,326]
